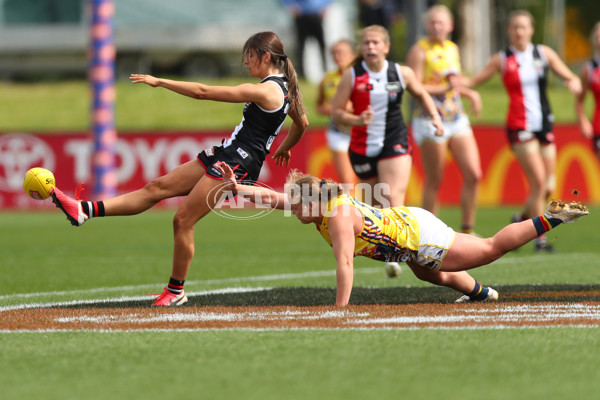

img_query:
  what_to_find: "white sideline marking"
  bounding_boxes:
[2,302,599,333]
[351,303,600,325]
[0,287,271,312]
[55,310,370,324]
[2,325,599,333]
[0,251,590,302]
[0,267,379,301]
[48,303,600,326]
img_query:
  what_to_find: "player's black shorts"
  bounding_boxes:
[349,129,412,179]
[507,128,555,145]
[197,144,260,185]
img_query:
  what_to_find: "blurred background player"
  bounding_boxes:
[51,32,309,306]
[330,25,496,297]
[316,39,358,192]
[575,21,600,161]
[407,4,482,235]
[281,0,330,78]
[331,25,439,277]
[330,25,441,208]
[462,10,581,252]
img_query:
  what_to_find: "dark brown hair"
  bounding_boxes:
[243,31,305,115]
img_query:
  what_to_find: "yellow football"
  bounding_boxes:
[23,167,56,200]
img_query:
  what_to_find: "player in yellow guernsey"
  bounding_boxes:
[216,162,589,306]
[318,194,422,266]
[407,5,482,236]
[413,37,463,120]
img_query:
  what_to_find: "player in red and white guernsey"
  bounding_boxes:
[576,21,600,161]
[331,25,442,281]
[463,10,581,252]
[331,25,442,208]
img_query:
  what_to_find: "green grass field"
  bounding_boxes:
[1,76,599,399]
[1,206,599,399]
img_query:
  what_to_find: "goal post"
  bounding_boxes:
[89,0,117,199]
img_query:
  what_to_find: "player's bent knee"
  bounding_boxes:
[464,169,482,185]
[425,175,444,189]
[172,210,195,232]
[142,179,165,197]
[143,177,180,201]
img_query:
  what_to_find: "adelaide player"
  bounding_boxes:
[216,162,588,306]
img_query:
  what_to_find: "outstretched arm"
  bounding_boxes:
[461,53,501,88]
[327,205,362,306]
[214,162,288,210]
[129,74,283,107]
[542,45,582,95]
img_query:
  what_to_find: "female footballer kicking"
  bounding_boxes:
[51,32,309,306]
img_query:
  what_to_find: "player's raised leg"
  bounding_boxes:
[441,201,589,272]
[52,160,205,226]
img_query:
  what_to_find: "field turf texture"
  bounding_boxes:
[1,75,599,399]
[1,205,599,399]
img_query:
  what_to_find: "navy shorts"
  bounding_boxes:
[349,129,412,179]
[197,145,260,185]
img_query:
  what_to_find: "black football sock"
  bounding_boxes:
[80,201,105,218]
[167,278,185,295]
[467,279,490,301]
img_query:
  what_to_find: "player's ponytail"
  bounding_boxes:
[280,56,305,116]
[242,32,306,116]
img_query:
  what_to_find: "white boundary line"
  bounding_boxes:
[1,252,593,302]
[1,325,599,333]
[0,287,272,312]
[0,267,380,301]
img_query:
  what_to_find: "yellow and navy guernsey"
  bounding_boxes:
[321,70,342,105]
[317,194,420,263]
[413,38,464,121]
[321,69,350,134]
